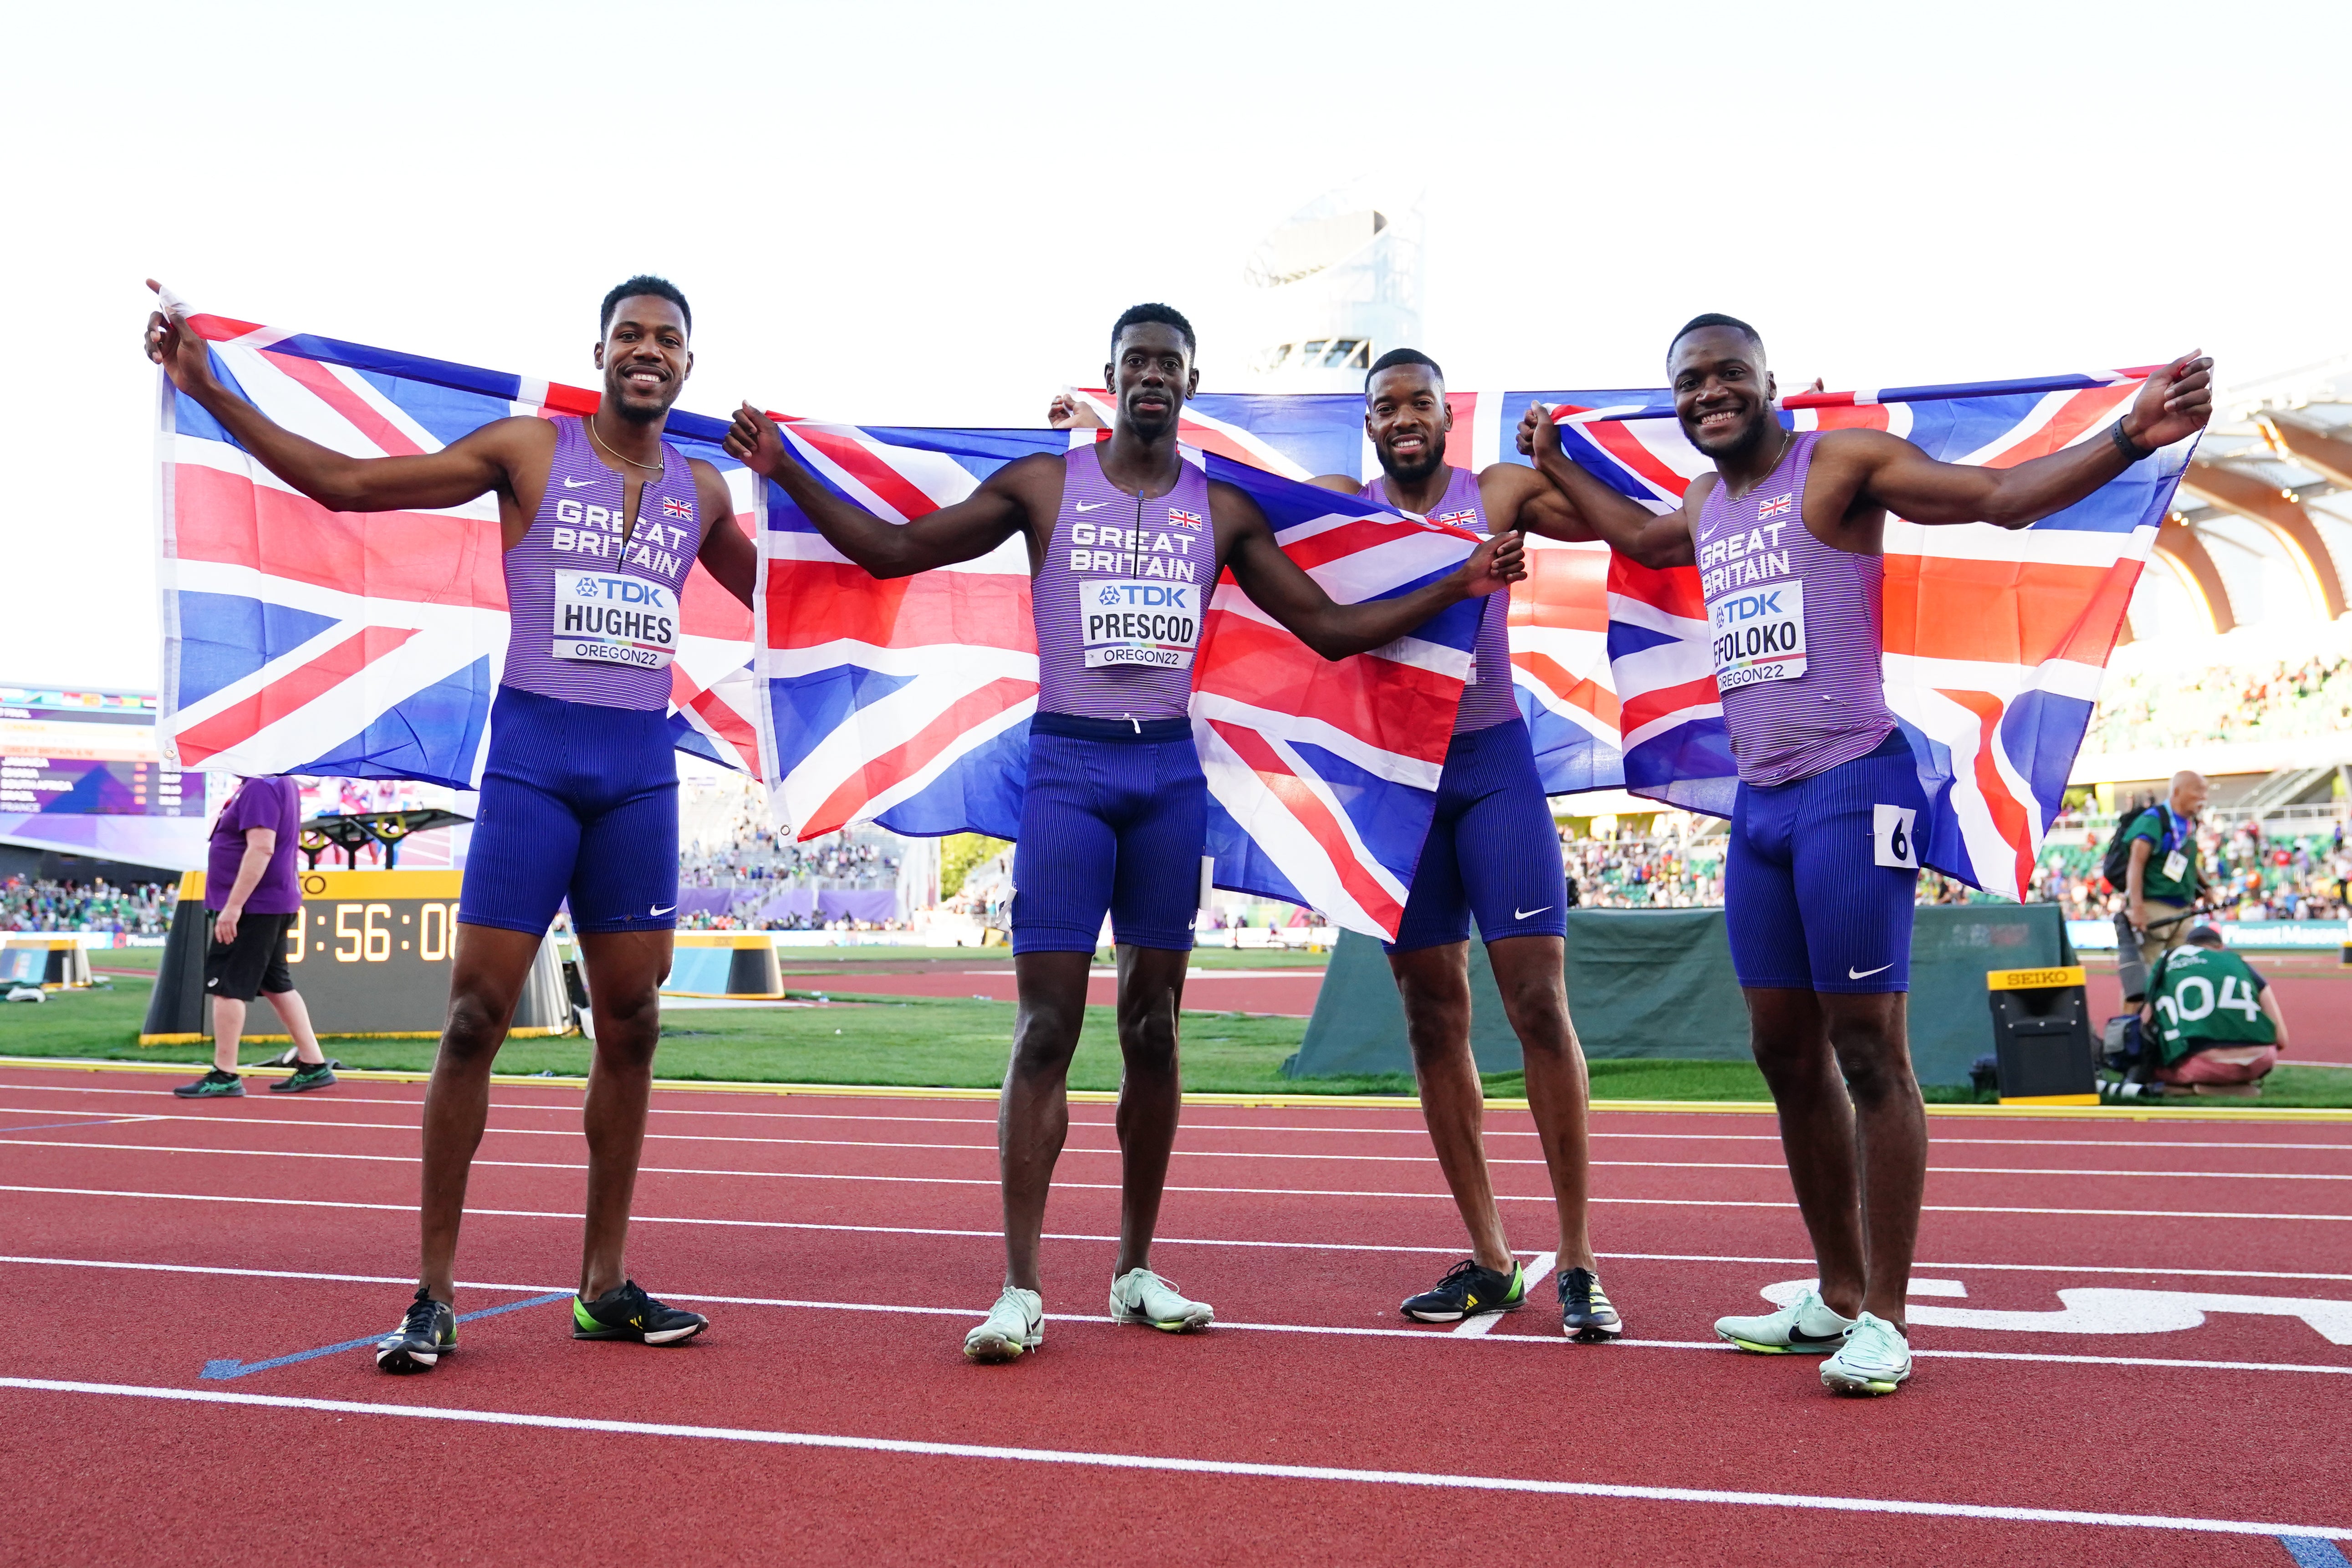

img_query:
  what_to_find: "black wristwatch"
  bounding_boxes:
[2110,420,2153,463]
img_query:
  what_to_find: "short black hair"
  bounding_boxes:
[601,275,692,337]
[1366,347,1444,394]
[1668,312,1763,361]
[2185,925,2226,949]
[1110,302,1196,359]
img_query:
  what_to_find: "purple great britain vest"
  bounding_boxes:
[1364,465,1516,735]
[1032,444,1212,722]
[1695,430,1895,787]
[500,416,706,712]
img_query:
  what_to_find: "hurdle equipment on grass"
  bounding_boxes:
[1,936,95,991]
[140,868,574,1042]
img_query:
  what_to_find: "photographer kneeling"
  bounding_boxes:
[2143,925,2289,1098]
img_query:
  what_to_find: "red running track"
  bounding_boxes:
[1,1063,2348,1565]
[805,966,1328,1016]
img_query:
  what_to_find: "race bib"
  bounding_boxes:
[1078,579,1199,669]
[1710,577,1807,690]
[1873,803,1919,869]
[551,569,677,670]
[2163,849,2189,883]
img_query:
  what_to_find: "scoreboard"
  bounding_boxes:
[0,756,200,816]
[143,868,574,1042]
[0,686,203,818]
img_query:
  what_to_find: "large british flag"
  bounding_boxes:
[756,424,1485,937]
[153,312,765,789]
[1070,373,2191,899]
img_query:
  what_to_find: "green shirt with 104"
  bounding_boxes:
[2147,945,2274,1062]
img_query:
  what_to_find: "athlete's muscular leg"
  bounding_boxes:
[1745,987,1924,1331]
[1821,990,1924,1329]
[1487,935,1595,1271]
[1109,943,1189,1277]
[1391,942,1514,1273]
[1000,951,1092,1292]
[416,924,543,1303]
[574,928,674,1301]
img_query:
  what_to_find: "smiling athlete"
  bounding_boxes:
[147,276,757,1373]
[1524,316,2211,1393]
[729,304,1523,1363]
[1298,349,1621,1340]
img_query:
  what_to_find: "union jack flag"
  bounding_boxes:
[1063,369,2192,899]
[1167,507,1205,530]
[151,311,765,787]
[755,424,1485,937]
[1755,492,1795,521]
[661,495,694,521]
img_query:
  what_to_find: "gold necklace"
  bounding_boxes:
[1728,426,1795,500]
[586,415,664,474]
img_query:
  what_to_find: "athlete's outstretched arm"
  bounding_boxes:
[1521,407,1696,566]
[1834,351,2214,529]
[1480,461,1596,541]
[145,283,524,513]
[723,404,1028,579]
[689,460,757,609]
[1215,481,1524,662]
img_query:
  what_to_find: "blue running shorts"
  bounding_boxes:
[1724,728,1926,994]
[1388,718,1569,953]
[458,684,681,938]
[1011,714,1205,955]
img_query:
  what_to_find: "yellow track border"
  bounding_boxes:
[3,1055,2347,1122]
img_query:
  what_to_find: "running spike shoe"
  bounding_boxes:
[173,1069,244,1099]
[375,1288,456,1374]
[1108,1267,1214,1332]
[1401,1258,1526,1324]
[1558,1267,1623,1341]
[1714,1288,1855,1354]
[268,1062,337,1093]
[571,1280,708,1345]
[1821,1312,1913,1395]
[962,1286,1044,1363]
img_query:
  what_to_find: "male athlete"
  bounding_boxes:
[727,305,1523,1362]
[147,276,758,1372]
[1301,350,1619,1340]
[1523,316,2211,1393]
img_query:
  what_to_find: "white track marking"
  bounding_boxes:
[1454,1251,1556,1337]
[5,1141,2348,1221]
[3,1256,2349,1376]
[5,1378,2347,1538]
[8,1190,2352,1282]
[0,1113,2337,1181]
[10,1084,2351,1154]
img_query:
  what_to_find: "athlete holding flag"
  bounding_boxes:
[726,305,1523,1363]
[1524,316,2211,1394]
[147,276,758,1373]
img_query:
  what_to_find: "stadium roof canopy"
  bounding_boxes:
[2135,357,2352,639]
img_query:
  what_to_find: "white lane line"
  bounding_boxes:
[9,1084,2349,1154]
[5,1256,2351,1379]
[5,1142,2348,1221]
[8,1190,2352,1282]
[1454,1252,1557,1337]
[5,1377,2346,1538]
[0,1113,2337,1182]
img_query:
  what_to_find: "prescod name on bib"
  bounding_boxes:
[1710,576,1807,690]
[1079,579,1199,669]
[551,569,677,669]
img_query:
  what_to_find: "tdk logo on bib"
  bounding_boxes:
[1079,579,1199,669]
[551,569,678,670]
[1709,577,1807,690]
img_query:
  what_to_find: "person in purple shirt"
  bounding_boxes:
[175,774,333,1098]
[1524,317,2211,1396]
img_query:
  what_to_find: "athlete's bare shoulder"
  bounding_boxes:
[1307,472,1363,495]
[1476,460,1550,506]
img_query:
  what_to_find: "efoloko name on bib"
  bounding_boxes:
[552,569,677,670]
[1080,579,1199,669]
[1710,577,1807,690]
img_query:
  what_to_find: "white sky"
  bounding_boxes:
[11,0,2348,690]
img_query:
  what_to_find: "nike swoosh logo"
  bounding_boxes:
[1514,906,1552,920]
[1848,963,1893,979]
[562,477,595,488]
[650,904,676,916]
[1073,501,1111,512]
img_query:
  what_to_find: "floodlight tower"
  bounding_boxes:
[1240,184,1425,393]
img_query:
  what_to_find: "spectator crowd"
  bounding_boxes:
[2083,655,2352,755]
[1,875,171,934]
